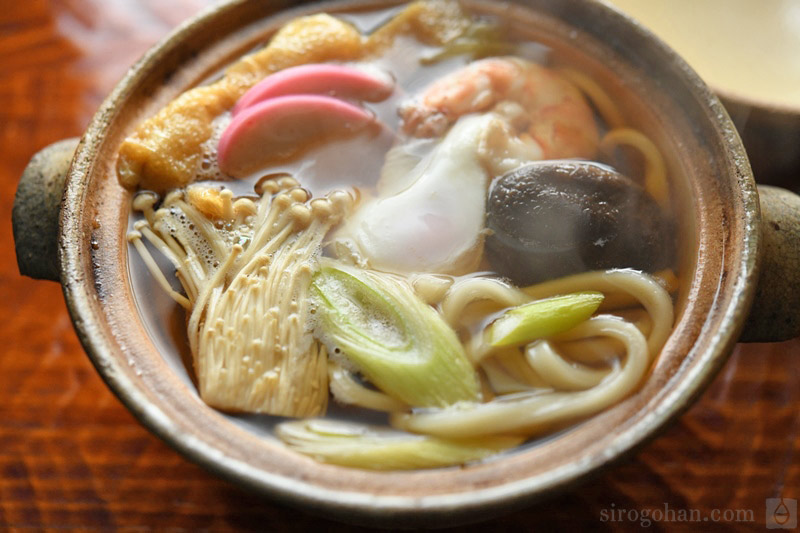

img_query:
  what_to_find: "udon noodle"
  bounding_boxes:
[124,0,677,470]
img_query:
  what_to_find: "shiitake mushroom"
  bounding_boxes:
[485,160,674,285]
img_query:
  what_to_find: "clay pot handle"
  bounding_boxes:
[12,138,80,282]
[740,185,800,342]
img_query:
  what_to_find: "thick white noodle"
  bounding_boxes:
[391,316,649,439]
[479,347,551,392]
[553,337,624,364]
[524,340,610,391]
[481,358,535,394]
[521,269,673,356]
[440,277,529,327]
[410,273,454,305]
[328,361,408,412]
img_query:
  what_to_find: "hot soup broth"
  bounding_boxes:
[125,0,681,470]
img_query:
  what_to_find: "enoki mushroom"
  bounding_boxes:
[128,177,353,416]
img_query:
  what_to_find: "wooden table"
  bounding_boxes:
[1,1,797,530]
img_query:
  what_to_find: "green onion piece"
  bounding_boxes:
[310,262,480,408]
[420,22,517,65]
[487,291,604,347]
[276,419,522,470]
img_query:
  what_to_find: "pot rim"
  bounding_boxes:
[57,0,760,523]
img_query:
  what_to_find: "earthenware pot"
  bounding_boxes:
[11,0,800,527]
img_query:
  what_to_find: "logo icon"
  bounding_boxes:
[766,498,797,529]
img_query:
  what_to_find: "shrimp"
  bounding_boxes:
[400,57,599,160]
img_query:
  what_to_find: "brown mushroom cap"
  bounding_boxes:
[485,160,675,285]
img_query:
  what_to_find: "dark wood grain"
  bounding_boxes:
[1,2,798,531]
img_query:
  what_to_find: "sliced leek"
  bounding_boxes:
[310,262,481,408]
[277,419,522,470]
[487,291,604,347]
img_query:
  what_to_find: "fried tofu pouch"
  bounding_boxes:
[116,0,471,194]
